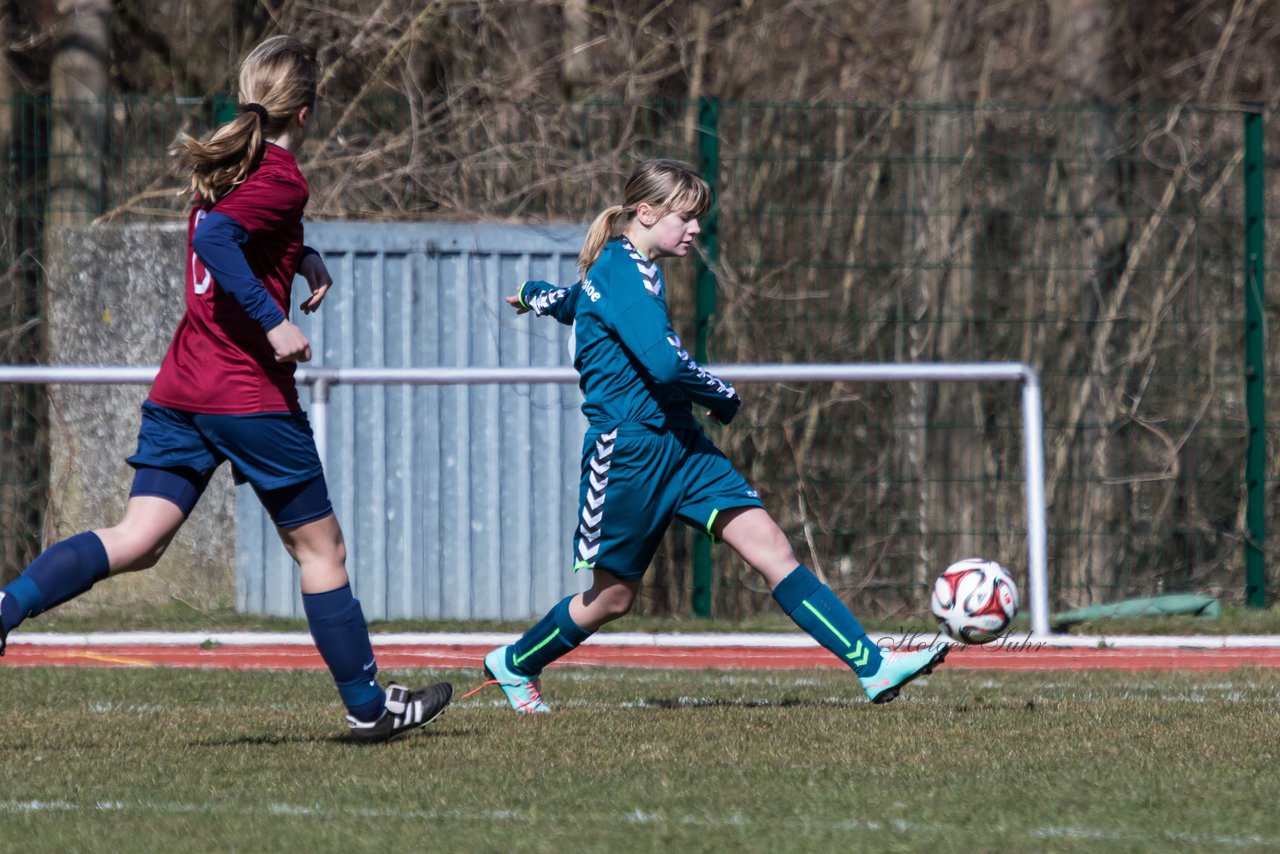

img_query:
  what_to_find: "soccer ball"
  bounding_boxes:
[930,558,1019,644]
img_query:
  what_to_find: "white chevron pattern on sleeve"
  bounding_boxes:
[528,286,570,316]
[665,332,738,402]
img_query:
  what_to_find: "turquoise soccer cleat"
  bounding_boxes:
[858,641,950,704]
[479,646,552,713]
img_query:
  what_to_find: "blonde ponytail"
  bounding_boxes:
[171,113,266,201]
[577,205,627,277]
[171,36,318,201]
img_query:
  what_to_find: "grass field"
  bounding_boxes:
[1,663,1277,852]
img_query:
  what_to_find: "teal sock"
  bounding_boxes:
[506,596,592,676]
[771,565,883,676]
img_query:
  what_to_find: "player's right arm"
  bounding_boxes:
[510,280,581,326]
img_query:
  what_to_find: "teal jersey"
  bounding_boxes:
[518,237,740,431]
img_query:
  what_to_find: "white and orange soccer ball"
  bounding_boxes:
[930,558,1019,644]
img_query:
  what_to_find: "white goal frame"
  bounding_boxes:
[0,362,1052,636]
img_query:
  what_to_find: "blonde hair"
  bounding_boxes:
[577,159,711,276]
[171,36,319,201]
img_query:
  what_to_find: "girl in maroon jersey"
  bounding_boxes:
[0,36,449,742]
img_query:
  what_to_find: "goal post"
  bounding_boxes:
[296,361,1052,637]
[0,361,1052,636]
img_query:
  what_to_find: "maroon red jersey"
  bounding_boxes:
[150,143,308,414]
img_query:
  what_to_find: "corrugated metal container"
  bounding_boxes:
[236,222,589,619]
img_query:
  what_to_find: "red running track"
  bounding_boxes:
[4,643,1280,672]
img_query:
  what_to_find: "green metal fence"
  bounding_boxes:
[0,97,1274,620]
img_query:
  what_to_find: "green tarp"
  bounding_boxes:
[1052,594,1220,629]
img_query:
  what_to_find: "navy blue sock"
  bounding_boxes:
[506,595,593,676]
[302,585,385,722]
[772,565,883,676]
[1,532,110,634]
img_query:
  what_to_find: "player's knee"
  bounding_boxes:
[308,540,347,580]
[106,528,170,572]
[768,528,798,565]
[597,584,637,619]
[284,524,345,570]
[130,541,169,570]
[299,531,344,567]
[746,520,795,566]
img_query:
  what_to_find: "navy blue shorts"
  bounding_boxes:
[126,401,332,527]
[572,424,763,581]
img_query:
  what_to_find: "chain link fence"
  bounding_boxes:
[1,97,1276,619]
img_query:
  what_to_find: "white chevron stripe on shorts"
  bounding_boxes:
[577,429,617,567]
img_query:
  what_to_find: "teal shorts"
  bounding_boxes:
[572,424,763,580]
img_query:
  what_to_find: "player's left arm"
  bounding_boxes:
[191,212,287,331]
[297,246,331,314]
[202,171,314,361]
[607,276,741,424]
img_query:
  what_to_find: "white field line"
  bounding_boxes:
[7,630,1280,649]
[0,799,1274,848]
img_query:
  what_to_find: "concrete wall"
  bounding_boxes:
[44,224,236,614]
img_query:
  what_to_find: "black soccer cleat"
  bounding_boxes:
[346,681,452,743]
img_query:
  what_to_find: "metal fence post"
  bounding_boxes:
[692,95,720,618]
[1243,103,1267,609]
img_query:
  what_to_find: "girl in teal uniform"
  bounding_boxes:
[476,159,948,712]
